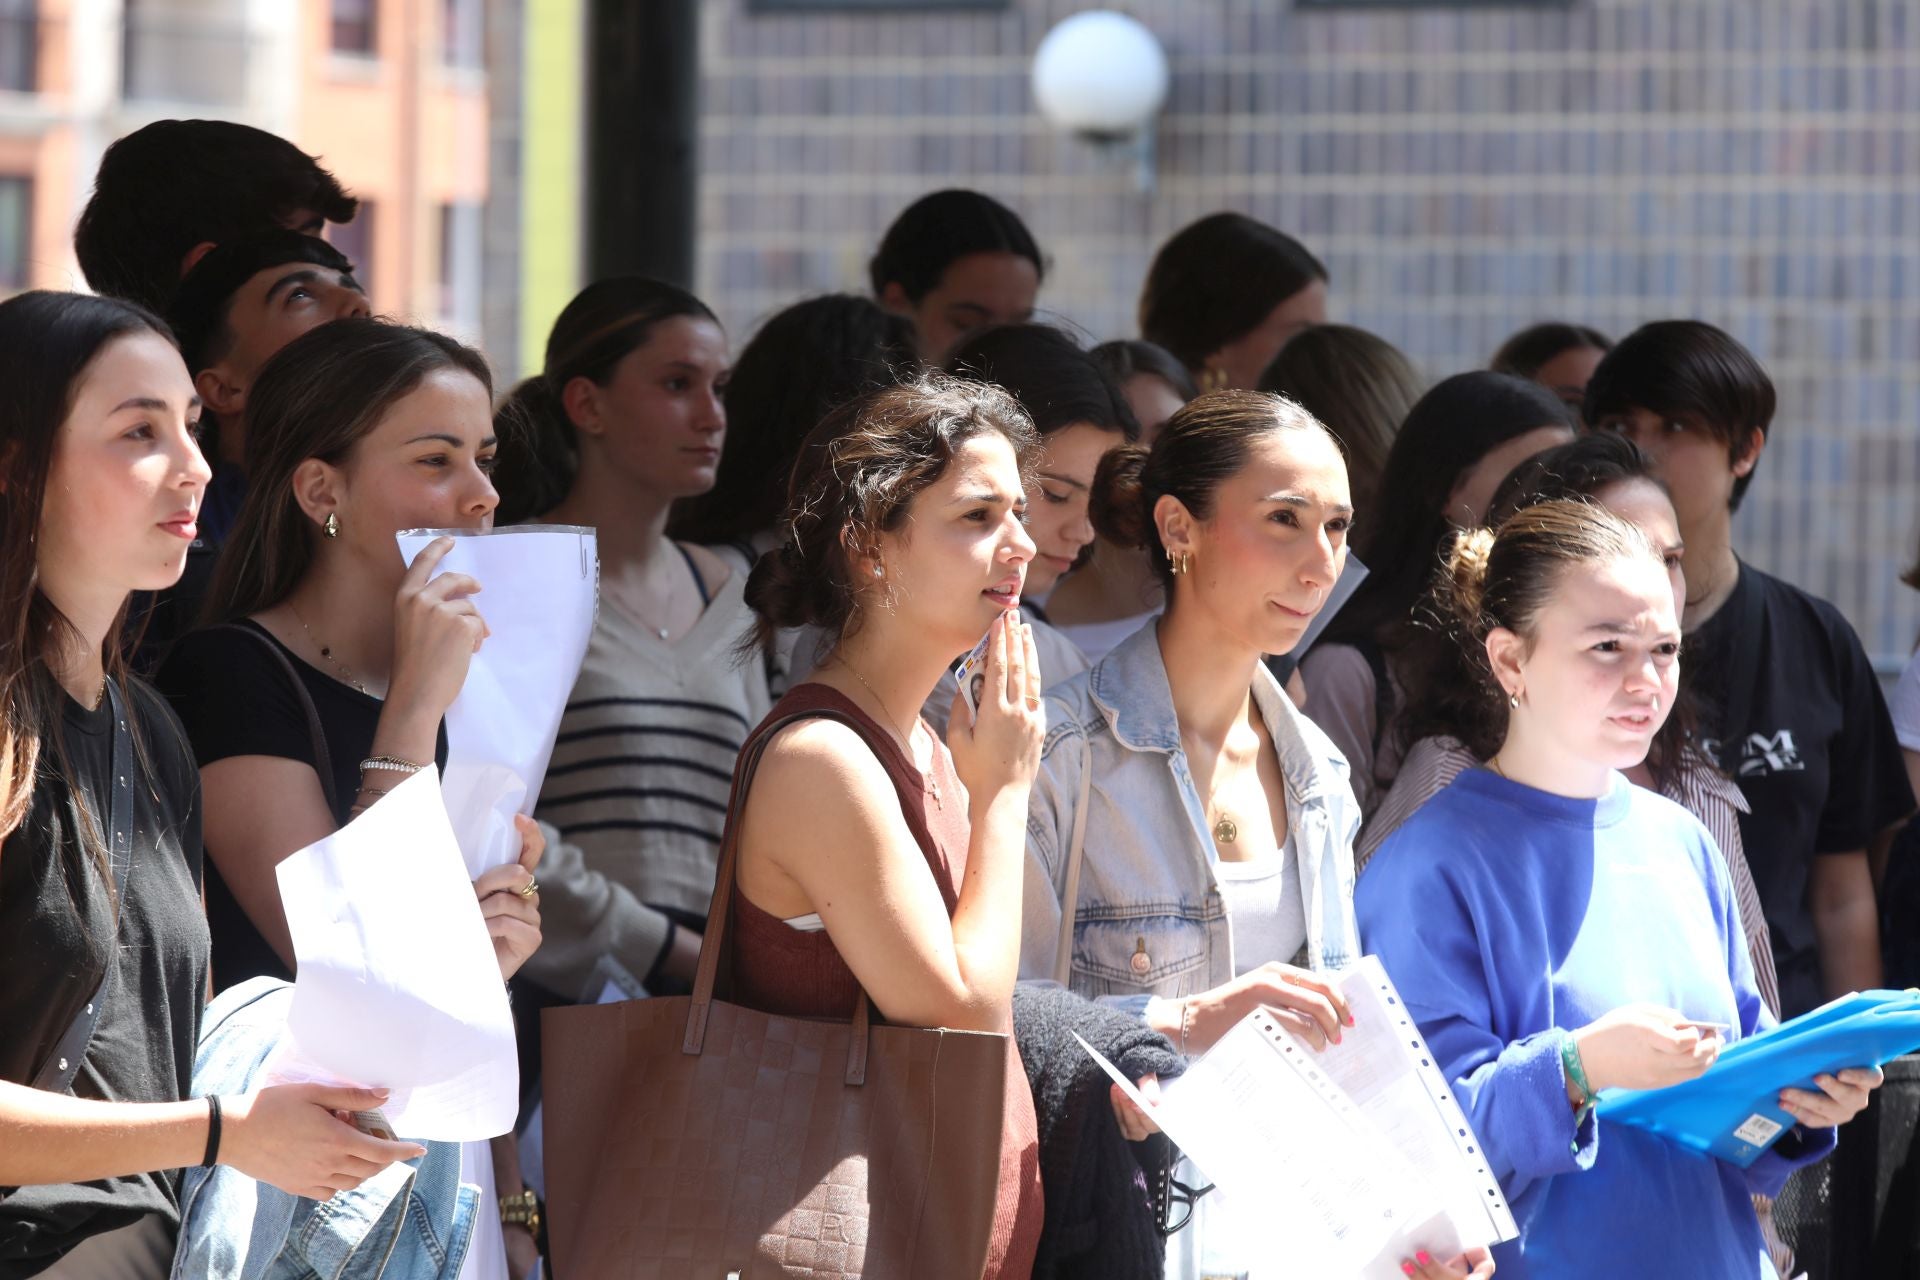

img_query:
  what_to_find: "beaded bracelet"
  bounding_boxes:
[359,756,428,776]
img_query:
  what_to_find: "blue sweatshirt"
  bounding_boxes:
[1356,769,1835,1280]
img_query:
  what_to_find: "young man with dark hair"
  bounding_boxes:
[75,119,358,312]
[129,231,367,669]
[1587,319,1914,1019]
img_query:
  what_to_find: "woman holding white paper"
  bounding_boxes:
[1357,500,1881,1279]
[0,293,426,1279]
[1021,390,1491,1279]
[159,318,547,1280]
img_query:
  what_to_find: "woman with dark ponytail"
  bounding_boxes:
[1020,389,1489,1280]
[1357,500,1879,1278]
[497,277,771,999]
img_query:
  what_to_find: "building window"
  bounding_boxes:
[0,176,31,291]
[0,0,36,93]
[438,201,481,326]
[329,201,374,296]
[331,0,377,55]
[442,0,482,69]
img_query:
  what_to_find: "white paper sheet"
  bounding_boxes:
[1081,1012,1459,1278]
[268,769,519,1140]
[395,525,598,879]
[1316,957,1518,1244]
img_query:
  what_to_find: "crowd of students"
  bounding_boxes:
[2,120,1911,1280]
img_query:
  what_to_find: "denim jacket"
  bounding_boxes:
[1021,622,1362,1016]
[174,979,478,1280]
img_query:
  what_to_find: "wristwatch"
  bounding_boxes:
[500,1188,542,1239]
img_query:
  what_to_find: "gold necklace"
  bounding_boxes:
[837,658,940,809]
[1213,815,1239,844]
[288,601,371,695]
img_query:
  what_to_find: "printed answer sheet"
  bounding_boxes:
[1080,956,1513,1275]
[396,525,598,878]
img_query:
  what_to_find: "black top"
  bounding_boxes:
[0,680,208,1277]
[156,619,446,991]
[1688,560,1916,1017]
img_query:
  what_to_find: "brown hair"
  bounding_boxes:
[0,291,173,881]
[1430,499,1665,755]
[743,371,1036,652]
[1258,324,1423,516]
[1138,213,1326,373]
[205,318,493,624]
[493,277,720,525]
[1090,389,1336,592]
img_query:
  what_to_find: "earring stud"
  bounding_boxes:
[323,512,340,539]
[1508,689,1520,710]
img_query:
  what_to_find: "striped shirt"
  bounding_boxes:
[1358,735,1782,1017]
[528,568,772,995]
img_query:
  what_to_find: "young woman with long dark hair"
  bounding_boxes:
[158,318,545,1280]
[1300,372,1573,817]
[0,293,421,1279]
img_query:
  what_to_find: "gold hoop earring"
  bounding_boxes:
[1168,549,1192,575]
[1199,367,1228,394]
[323,512,340,539]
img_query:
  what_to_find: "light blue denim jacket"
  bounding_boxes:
[1020,621,1362,1016]
[173,979,478,1280]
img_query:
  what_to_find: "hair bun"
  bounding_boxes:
[1444,525,1498,627]
[1089,444,1154,551]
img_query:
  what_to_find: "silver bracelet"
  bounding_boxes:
[1178,999,1194,1057]
[359,755,428,776]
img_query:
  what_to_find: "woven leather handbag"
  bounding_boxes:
[542,709,1008,1279]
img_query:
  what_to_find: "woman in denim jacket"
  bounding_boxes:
[1021,390,1493,1280]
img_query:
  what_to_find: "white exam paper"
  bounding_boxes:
[395,525,598,878]
[1316,957,1518,1244]
[1081,1012,1459,1278]
[270,768,519,1140]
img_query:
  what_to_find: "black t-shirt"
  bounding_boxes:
[0,680,208,1277]
[1688,559,1915,1017]
[156,619,446,992]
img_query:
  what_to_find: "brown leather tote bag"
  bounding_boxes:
[542,710,1008,1279]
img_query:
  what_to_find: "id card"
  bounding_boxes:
[349,1108,398,1141]
[954,629,994,727]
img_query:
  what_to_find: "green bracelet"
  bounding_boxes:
[1561,1032,1597,1143]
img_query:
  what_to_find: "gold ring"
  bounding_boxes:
[1025,695,1042,711]
[517,877,539,899]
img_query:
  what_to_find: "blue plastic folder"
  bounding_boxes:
[1595,990,1920,1167]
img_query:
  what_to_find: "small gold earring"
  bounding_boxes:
[323,512,340,539]
[1168,549,1191,575]
[1199,367,1227,394]
[1508,688,1521,710]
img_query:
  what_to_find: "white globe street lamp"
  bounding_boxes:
[1031,10,1170,190]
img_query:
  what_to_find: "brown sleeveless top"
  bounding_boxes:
[730,683,1043,1280]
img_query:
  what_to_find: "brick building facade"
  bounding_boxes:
[695,0,1920,660]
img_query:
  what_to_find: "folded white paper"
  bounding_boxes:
[270,768,518,1140]
[395,525,598,879]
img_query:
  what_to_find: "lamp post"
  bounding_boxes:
[1031,11,1170,193]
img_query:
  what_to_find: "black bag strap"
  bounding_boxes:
[30,679,136,1094]
[214,622,338,816]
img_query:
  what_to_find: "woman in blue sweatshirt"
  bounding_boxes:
[1356,499,1881,1279]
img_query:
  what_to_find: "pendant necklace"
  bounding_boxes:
[289,601,371,695]
[840,659,941,809]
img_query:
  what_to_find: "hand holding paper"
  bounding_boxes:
[395,525,597,878]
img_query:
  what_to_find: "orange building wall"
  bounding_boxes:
[295,0,489,324]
